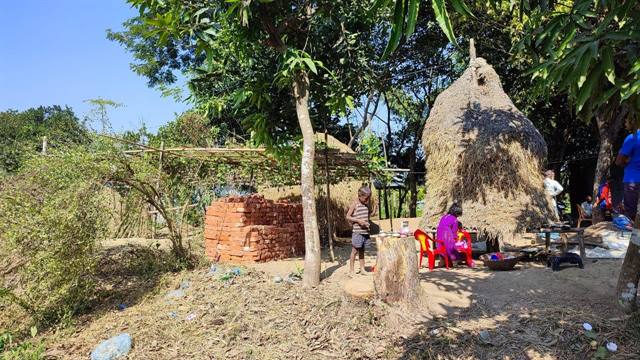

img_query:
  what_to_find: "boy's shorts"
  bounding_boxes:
[351,233,370,249]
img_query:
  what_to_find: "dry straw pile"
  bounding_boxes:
[421,49,555,246]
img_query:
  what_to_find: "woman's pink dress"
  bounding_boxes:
[436,214,461,261]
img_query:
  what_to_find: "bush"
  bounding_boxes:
[0,332,45,360]
[0,149,109,325]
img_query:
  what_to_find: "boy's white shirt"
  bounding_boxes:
[544,178,563,197]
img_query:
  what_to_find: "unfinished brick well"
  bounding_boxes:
[204,195,304,263]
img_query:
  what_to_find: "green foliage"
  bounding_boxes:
[522,0,640,120]
[375,0,640,120]
[0,331,45,360]
[84,98,124,133]
[0,148,110,325]
[0,106,89,175]
[111,0,378,149]
[358,132,389,178]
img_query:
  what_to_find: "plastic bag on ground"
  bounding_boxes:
[90,333,132,360]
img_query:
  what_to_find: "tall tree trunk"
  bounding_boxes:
[349,93,381,149]
[592,114,613,223]
[293,71,321,288]
[592,108,626,223]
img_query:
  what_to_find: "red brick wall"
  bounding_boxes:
[204,195,304,262]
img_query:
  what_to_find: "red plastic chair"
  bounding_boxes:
[414,229,450,271]
[456,230,474,268]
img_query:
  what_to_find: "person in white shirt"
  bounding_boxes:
[581,195,593,217]
[544,169,563,220]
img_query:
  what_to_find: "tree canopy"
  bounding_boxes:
[0,106,89,175]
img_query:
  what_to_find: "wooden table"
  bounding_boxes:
[538,227,586,260]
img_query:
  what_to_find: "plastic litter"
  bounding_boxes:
[180,280,190,289]
[478,330,493,345]
[185,313,197,321]
[606,342,617,352]
[117,304,126,311]
[612,215,632,231]
[583,323,593,331]
[208,264,218,275]
[90,333,132,360]
[273,276,283,283]
[219,268,243,282]
[165,289,185,299]
[168,312,177,318]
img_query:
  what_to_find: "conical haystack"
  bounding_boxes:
[421,51,555,246]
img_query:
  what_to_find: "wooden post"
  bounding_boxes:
[41,136,47,154]
[323,131,335,262]
[388,187,394,231]
[152,141,164,239]
[469,38,476,61]
[374,235,420,304]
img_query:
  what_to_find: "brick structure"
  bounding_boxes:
[204,195,304,262]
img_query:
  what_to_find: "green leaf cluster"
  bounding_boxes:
[522,0,640,120]
[0,149,110,325]
[0,106,89,175]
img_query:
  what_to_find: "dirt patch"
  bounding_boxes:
[40,245,639,359]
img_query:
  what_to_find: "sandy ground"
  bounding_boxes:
[34,237,640,360]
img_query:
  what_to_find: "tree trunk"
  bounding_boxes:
[324,130,335,262]
[408,139,419,218]
[616,215,640,312]
[349,93,381,150]
[373,236,420,304]
[592,109,625,223]
[397,188,407,218]
[293,71,321,288]
[383,186,389,220]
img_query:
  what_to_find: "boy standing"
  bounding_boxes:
[346,186,372,275]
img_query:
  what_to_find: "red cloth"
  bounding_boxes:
[598,183,612,210]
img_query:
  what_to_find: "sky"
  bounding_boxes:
[0,1,188,133]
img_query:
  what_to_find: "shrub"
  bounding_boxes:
[0,149,109,325]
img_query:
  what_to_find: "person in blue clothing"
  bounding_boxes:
[615,119,640,221]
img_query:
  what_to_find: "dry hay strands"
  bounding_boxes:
[422,57,555,243]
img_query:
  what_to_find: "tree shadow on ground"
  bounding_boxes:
[320,237,379,278]
[395,261,640,359]
[86,244,183,319]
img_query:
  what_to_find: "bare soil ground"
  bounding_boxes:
[40,239,640,360]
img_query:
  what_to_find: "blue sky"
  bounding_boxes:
[0,1,188,133]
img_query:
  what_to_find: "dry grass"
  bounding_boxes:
[34,244,640,359]
[44,265,393,359]
[422,58,556,246]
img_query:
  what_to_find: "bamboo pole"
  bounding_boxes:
[152,141,164,240]
[324,131,335,262]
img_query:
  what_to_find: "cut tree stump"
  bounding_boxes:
[373,235,420,304]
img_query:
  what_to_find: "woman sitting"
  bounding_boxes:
[436,203,466,263]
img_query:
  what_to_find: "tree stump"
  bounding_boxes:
[373,235,420,304]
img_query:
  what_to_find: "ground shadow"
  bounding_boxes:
[396,260,639,359]
[87,243,183,318]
